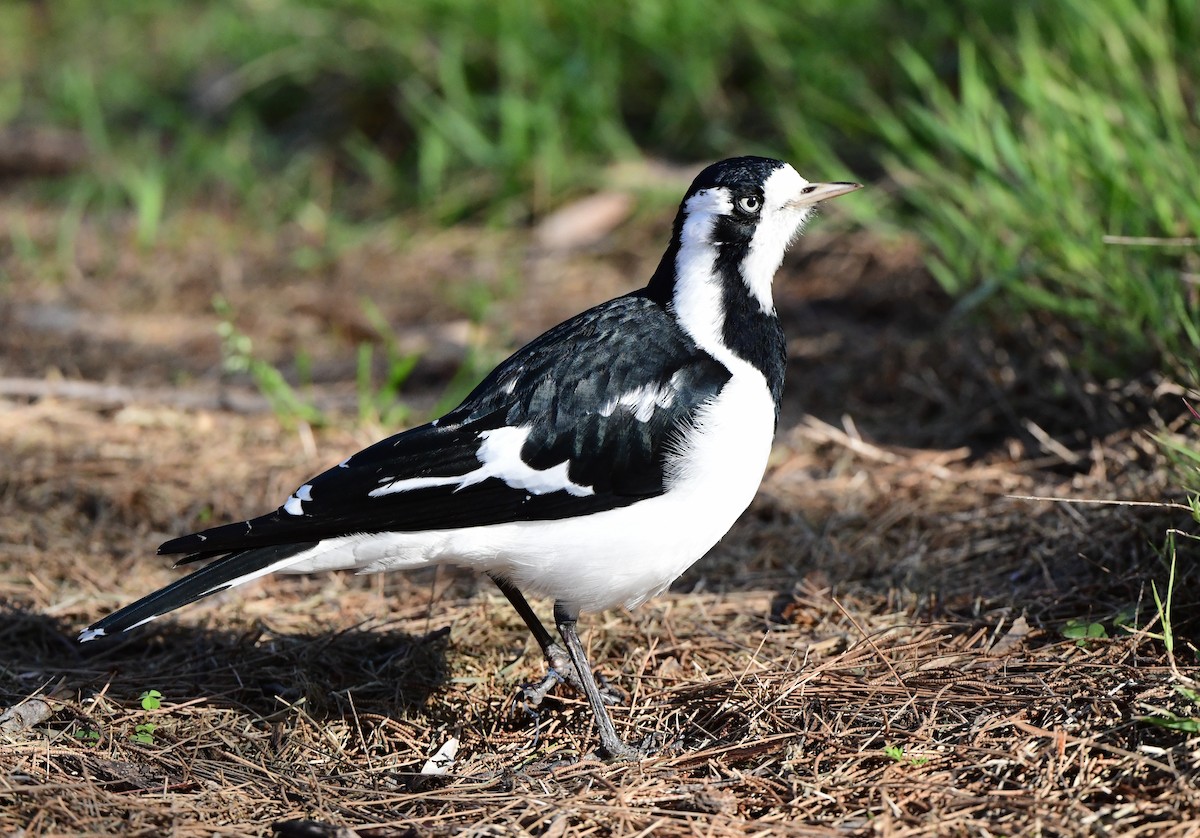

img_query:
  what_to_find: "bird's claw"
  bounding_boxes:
[518,668,564,710]
[517,642,625,709]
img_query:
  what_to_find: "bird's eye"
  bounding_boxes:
[736,195,761,214]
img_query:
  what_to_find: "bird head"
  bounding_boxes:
[674,156,861,313]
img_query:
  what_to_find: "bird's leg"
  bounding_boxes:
[488,573,622,708]
[553,602,642,760]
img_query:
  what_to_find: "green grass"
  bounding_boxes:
[214,295,328,428]
[4,0,1019,224]
[873,0,1200,377]
[1137,529,1200,734]
[1157,401,1200,499]
[4,0,1197,445]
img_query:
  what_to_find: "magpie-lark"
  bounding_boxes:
[80,156,860,759]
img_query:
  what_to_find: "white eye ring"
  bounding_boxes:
[736,195,760,213]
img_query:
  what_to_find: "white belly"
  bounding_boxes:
[283,372,777,613]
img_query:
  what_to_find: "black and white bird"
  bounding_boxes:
[81,157,860,759]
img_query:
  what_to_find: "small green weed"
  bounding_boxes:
[214,295,326,428]
[131,722,157,745]
[1156,398,1200,504]
[117,161,166,248]
[73,727,100,745]
[1142,685,1200,734]
[130,689,163,745]
[1144,531,1187,658]
[1137,530,1200,734]
[8,216,40,270]
[1061,619,1108,646]
[883,744,929,766]
[356,299,418,427]
[1061,606,1140,647]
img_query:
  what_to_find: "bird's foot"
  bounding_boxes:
[597,738,644,761]
[583,729,667,758]
[519,641,625,709]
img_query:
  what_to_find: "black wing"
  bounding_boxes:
[162,292,730,559]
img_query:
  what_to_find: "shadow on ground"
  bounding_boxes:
[0,605,450,725]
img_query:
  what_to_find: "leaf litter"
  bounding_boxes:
[2,207,1199,835]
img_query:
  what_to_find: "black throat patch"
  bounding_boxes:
[712,240,787,425]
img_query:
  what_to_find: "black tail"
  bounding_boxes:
[79,542,317,642]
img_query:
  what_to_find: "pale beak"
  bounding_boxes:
[786,181,862,209]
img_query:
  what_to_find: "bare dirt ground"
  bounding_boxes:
[2,195,1199,836]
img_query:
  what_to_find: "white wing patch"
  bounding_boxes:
[499,364,524,395]
[283,483,314,516]
[369,425,593,499]
[598,382,676,422]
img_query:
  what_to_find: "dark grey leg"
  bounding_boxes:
[489,572,557,652]
[553,602,641,760]
[489,573,622,708]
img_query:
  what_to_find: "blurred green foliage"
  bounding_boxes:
[2,0,1197,384]
[3,0,1016,221]
[877,0,1200,375]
